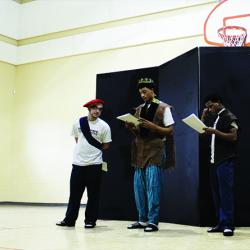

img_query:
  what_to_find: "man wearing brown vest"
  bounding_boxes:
[126,78,175,232]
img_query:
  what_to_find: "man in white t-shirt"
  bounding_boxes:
[56,99,112,229]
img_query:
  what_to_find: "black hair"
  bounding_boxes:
[137,78,155,91]
[204,94,223,104]
[137,82,155,90]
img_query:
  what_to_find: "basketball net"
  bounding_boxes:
[218,25,247,47]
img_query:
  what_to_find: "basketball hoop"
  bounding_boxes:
[218,25,247,47]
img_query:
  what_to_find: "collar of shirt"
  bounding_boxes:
[142,98,160,108]
[218,108,226,116]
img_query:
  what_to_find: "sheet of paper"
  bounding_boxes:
[182,113,207,134]
[102,162,108,172]
[116,113,141,126]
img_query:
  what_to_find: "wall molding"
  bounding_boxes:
[13,0,35,4]
[0,34,17,46]
[0,1,216,65]
[3,1,216,47]
[0,201,86,206]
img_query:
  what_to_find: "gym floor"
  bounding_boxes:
[0,205,249,250]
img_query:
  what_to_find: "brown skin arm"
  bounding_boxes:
[138,118,173,136]
[102,143,110,150]
[201,108,209,123]
[203,127,237,142]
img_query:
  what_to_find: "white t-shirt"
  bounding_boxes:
[163,107,175,127]
[71,118,112,166]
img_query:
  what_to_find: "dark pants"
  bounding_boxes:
[64,164,102,225]
[210,159,235,229]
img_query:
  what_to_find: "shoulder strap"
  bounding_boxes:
[79,117,103,150]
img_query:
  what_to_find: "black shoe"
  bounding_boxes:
[127,222,147,229]
[56,220,75,227]
[207,225,223,233]
[144,223,159,232]
[84,222,96,229]
[223,228,234,236]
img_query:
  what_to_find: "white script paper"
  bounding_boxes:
[182,113,207,134]
[116,113,141,126]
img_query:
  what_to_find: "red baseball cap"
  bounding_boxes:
[83,99,104,108]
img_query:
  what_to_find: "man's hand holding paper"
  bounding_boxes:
[138,118,157,130]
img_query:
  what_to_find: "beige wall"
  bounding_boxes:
[0,0,222,204]
[5,36,202,203]
[0,61,15,201]
[0,0,208,203]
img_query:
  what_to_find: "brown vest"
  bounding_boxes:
[131,102,176,169]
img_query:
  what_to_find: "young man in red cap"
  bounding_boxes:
[126,78,175,232]
[56,99,111,229]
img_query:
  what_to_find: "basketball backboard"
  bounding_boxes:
[204,0,250,46]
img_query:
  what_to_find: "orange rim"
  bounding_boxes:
[204,0,229,46]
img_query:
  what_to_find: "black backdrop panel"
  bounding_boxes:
[96,67,158,220]
[158,48,200,225]
[199,47,250,226]
[95,47,250,226]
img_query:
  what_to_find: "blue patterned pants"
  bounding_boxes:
[134,165,162,225]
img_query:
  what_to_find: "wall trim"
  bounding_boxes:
[13,0,35,4]
[0,34,17,46]
[4,1,216,47]
[0,201,86,207]
[17,33,203,66]
[1,33,203,66]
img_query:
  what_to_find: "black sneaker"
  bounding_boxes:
[144,223,159,232]
[223,228,234,236]
[127,222,147,229]
[56,220,75,227]
[84,222,96,229]
[207,225,223,233]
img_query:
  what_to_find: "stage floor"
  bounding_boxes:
[0,204,249,250]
